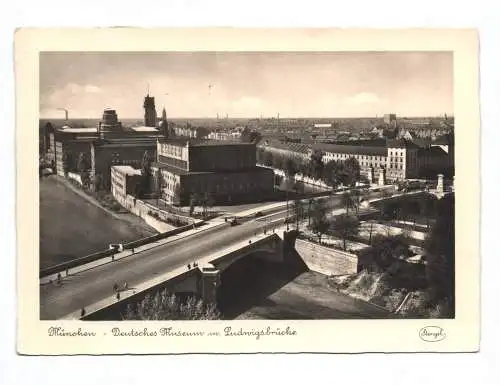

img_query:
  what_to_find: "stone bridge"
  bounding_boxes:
[81,232,286,320]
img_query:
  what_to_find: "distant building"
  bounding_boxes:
[207,129,243,141]
[174,126,200,138]
[152,139,274,205]
[110,165,143,201]
[259,136,450,182]
[383,114,397,125]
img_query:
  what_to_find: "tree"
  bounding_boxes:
[172,183,182,206]
[307,198,315,226]
[94,172,103,192]
[292,198,303,231]
[77,152,90,188]
[200,193,208,218]
[123,290,220,320]
[309,150,324,180]
[156,170,165,205]
[206,192,215,215]
[343,157,361,187]
[309,199,329,244]
[341,191,355,216]
[141,150,152,194]
[331,214,360,251]
[322,160,343,188]
[189,192,198,216]
[351,188,366,214]
[284,157,298,178]
[419,194,436,230]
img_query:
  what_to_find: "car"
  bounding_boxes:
[254,211,264,218]
[109,243,124,252]
[230,218,238,226]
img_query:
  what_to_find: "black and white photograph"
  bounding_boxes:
[38,50,456,322]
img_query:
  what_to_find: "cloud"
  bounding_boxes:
[346,92,383,105]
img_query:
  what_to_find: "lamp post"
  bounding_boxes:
[286,189,289,231]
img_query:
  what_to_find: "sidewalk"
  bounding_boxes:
[40,219,227,285]
[63,224,288,320]
[41,203,289,285]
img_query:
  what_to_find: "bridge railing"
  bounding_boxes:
[39,220,205,278]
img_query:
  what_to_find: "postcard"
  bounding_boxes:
[16,28,480,354]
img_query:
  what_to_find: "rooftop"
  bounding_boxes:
[153,162,271,176]
[111,165,142,176]
[313,143,387,156]
[258,140,312,155]
[159,138,251,147]
[58,127,98,133]
[130,126,159,132]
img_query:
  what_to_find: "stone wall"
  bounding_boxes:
[112,191,194,233]
[294,238,358,276]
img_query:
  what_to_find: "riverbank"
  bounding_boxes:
[40,175,158,268]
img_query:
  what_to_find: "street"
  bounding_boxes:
[40,189,390,320]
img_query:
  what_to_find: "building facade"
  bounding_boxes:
[91,138,157,191]
[152,139,274,205]
[259,137,447,183]
[110,165,143,201]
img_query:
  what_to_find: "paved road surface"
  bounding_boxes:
[40,213,287,320]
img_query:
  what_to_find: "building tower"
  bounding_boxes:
[144,93,157,127]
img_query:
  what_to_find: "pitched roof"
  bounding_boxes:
[312,143,387,156]
[258,140,312,155]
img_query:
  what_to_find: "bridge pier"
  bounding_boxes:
[200,265,221,306]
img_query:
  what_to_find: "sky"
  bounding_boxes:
[39,51,453,119]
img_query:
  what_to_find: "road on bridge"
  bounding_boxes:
[40,211,289,319]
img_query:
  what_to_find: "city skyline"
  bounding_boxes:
[40,51,453,119]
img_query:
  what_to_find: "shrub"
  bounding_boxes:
[123,290,220,320]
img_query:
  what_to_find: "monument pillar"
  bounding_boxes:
[437,174,444,194]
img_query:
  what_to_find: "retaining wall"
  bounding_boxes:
[113,192,194,232]
[294,238,359,276]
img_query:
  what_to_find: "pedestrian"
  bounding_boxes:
[116,292,120,300]
[187,263,191,269]
[111,254,115,261]
[80,308,86,317]
[131,247,135,254]
[65,268,69,276]
[57,272,62,284]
